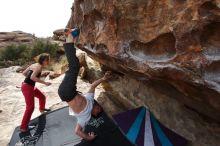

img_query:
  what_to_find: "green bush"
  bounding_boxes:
[0,39,59,68]
[0,44,30,61]
[31,39,59,58]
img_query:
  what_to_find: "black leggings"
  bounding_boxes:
[58,43,80,102]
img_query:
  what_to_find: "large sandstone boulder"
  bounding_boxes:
[0,31,35,48]
[68,0,220,122]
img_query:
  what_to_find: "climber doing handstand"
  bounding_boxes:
[58,28,112,141]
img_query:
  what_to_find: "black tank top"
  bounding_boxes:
[24,70,41,86]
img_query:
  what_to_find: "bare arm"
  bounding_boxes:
[87,71,112,93]
[88,78,105,93]
[75,124,96,141]
[30,65,50,85]
[22,66,30,77]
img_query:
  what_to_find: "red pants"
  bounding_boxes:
[20,83,46,130]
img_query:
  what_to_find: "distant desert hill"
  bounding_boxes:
[0,31,35,48]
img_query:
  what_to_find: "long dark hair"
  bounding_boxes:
[37,53,50,65]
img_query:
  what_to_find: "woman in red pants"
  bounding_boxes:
[20,53,51,132]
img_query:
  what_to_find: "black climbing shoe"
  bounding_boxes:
[43,108,51,112]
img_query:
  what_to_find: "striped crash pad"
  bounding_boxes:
[113,107,188,146]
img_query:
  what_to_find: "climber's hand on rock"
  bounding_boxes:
[102,71,112,81]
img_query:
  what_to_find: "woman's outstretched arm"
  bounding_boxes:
[88,71,112,93]
[22,66,30,77]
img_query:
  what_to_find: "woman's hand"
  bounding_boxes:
[102,71,112,81]
[86,132,97,141]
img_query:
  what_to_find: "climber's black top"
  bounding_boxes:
[24,70,41,86]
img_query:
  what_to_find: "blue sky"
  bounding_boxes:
[0,0,74,37]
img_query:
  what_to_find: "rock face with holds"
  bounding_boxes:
[0,31,35,48]
[67,0,220,122]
